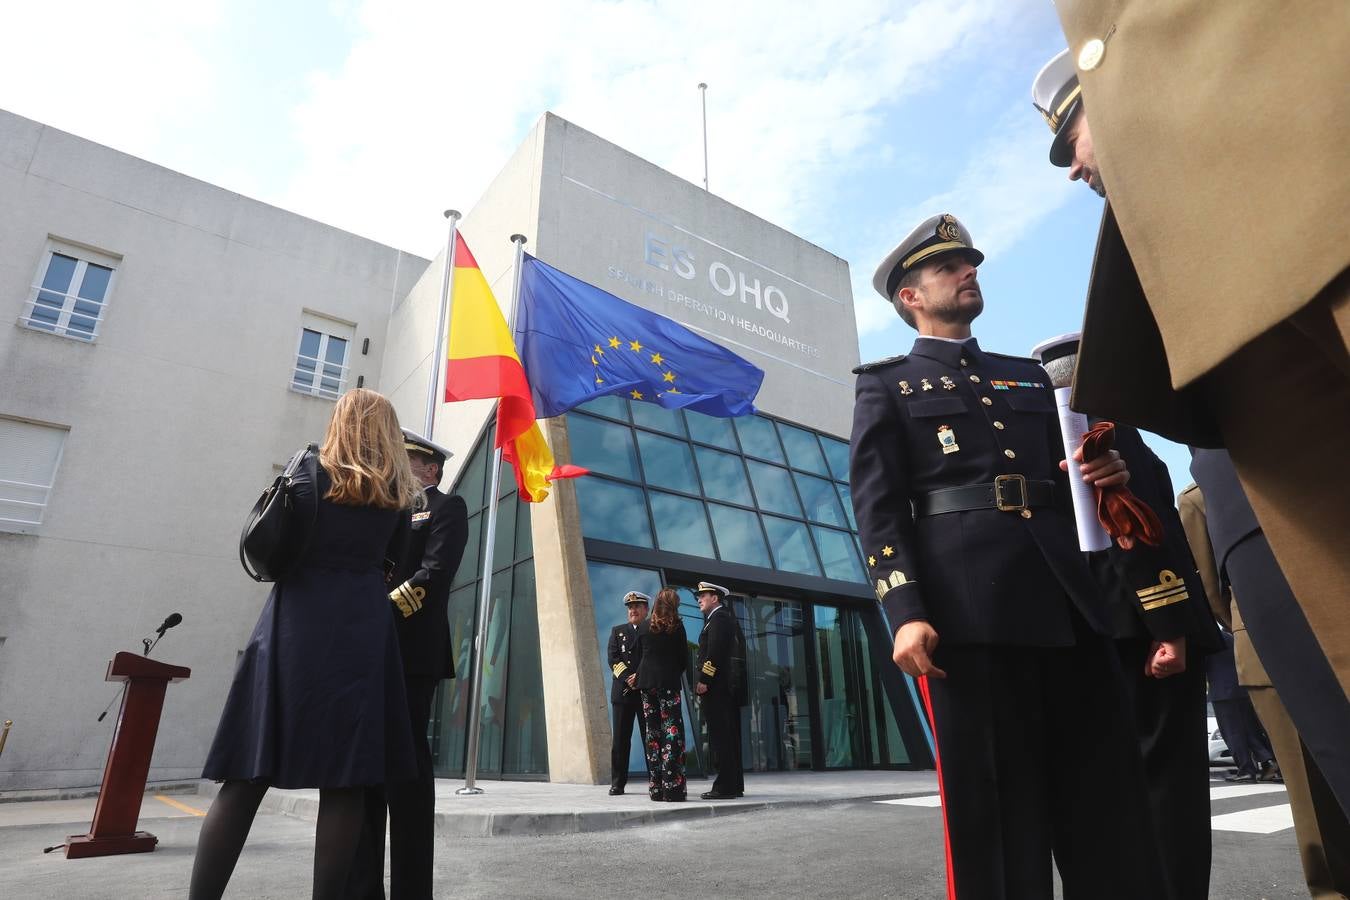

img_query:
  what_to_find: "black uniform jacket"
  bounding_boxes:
[387,487,469,679]
[1088,423,1220,651]
[634,620,690,691]
[696,605,743,701]
[850,337,1116,647]
[608,622,641,704]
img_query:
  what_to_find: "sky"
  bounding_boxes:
[0,0,1195,491]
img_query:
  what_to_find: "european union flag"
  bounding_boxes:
[517,255,764,418]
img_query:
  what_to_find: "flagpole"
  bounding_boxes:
[424,209,461,437]
[457,232,528,796]
[698,82,709,192]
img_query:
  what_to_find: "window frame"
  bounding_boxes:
[19,240,120,343]
[0,416,70,535]
[290,314,354,401]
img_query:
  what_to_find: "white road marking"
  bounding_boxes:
[1210,803,1294,835]
[1208,782,1286,801]
[876,795,942,808]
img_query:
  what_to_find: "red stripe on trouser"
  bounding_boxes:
[918,675,957,900]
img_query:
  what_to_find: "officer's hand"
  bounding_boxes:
[696,682,708,695]
[893,621,946,679]
[1146,637,1187,678]
[626,674,637,688]
[1062,446,1130,489]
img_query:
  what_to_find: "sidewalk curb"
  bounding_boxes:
[198,782,932,837]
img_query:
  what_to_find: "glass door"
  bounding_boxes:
[737,595,813,771]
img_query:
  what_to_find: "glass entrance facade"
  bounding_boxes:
[432,399,932,781]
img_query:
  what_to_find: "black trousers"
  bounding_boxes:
[347,676,439,900]
[1226,532,1350,818]
[1213,696,1273,776]
[610,694,643,788]
[1115,637,1212,900]
[703,692,743,795]
[920,631,1165,900]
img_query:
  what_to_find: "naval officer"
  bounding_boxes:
[694,581,744,800]
[607,590,650,795]
[348,430,469,900]
[850,214,1164,898]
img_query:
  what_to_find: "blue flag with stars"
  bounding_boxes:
[517,255,764,418]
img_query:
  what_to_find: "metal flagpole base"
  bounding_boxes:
[455,786,485,796]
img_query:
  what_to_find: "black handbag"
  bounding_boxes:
[239,443,319,582]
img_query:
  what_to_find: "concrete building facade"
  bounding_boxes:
[0,108,930,792]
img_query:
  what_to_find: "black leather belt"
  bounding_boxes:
[915,475,1055,517]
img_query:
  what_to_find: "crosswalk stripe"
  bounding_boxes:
[876,795,942,807]
[1208,782,1286,801]
[1210,803,1294,835]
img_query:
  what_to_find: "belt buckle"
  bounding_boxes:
[994,474,1028,512]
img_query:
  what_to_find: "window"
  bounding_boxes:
[20,242,119,341]
[291,314,354,400]
[0,417,69,533]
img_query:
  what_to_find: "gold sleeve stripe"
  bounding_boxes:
[1137,570,1185,598]
[612,662,627,677]
[1141,589,1189,611]
[701,661,717,677]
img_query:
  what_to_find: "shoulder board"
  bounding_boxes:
[852,355,906,375]
[1178,482,1201,497]
[984,350,1041,364]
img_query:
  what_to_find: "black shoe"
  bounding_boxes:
[701,790,737,800]
[609,786,625,795]
[1224,772,1258,783]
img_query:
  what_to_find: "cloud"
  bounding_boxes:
[279,0,1029,257]
[0,0,224,161]
[850,108,1078,340]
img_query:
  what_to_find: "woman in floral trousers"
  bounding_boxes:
[635,587,690,801]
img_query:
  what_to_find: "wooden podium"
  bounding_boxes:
[65,652,191,859]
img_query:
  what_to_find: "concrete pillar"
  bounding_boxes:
[530,415,611,783]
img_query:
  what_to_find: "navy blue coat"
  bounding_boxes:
[849,337,1108,646]
[203,462,416,789]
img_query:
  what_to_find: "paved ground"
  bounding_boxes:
[2,772,1310,898]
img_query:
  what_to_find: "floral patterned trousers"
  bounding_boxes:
[641,688,686,800]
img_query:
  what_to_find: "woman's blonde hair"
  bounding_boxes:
[648,587,683,634]
[319,388,423,510]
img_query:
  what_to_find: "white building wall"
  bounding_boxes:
[0,109,428,791]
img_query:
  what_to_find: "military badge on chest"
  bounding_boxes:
[937,425,959,454]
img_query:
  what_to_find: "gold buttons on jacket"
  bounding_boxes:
[981,397,992,406]
[969,375,981,383]
[960,357,968,367]
[1021,509,1033,519]
[1078,38,1105,71]
[993,421,1005,429]
[1004,449,1016,459]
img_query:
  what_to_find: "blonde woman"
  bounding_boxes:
[191,389,424,900]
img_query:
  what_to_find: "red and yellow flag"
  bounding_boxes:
[444,234,584,501]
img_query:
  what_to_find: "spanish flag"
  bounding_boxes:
[444,234,584,502]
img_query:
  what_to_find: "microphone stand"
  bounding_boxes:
[97,627,167,722]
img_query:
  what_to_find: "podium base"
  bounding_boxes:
[64,831,158,858]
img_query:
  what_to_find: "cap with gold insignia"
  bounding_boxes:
[622,590,651,607]
[872,213,985,302]
[695,581,729,598]
[401,428,453,468]
[1031,48,1082,167]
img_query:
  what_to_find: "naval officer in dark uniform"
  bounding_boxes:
[348,429,468,900]
[694,581,744,800]
[1036,332,1220,900]
[850,214,1164,899]
[607,590,650,795]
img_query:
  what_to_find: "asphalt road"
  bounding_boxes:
[6,778,1310,899]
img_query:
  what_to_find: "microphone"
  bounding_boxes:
[155,613,183,636]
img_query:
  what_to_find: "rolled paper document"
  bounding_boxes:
[1054,387,1111,552]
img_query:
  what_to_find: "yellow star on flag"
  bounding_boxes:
[608,337,621,349]
[629,340,643,352]
[595,376,604,385]
[650,352,664,365]
[591,355,598,366]
[881,545,894,557]
[662,371,676,383]
[630,389,644,400]
[594,344,604,355]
